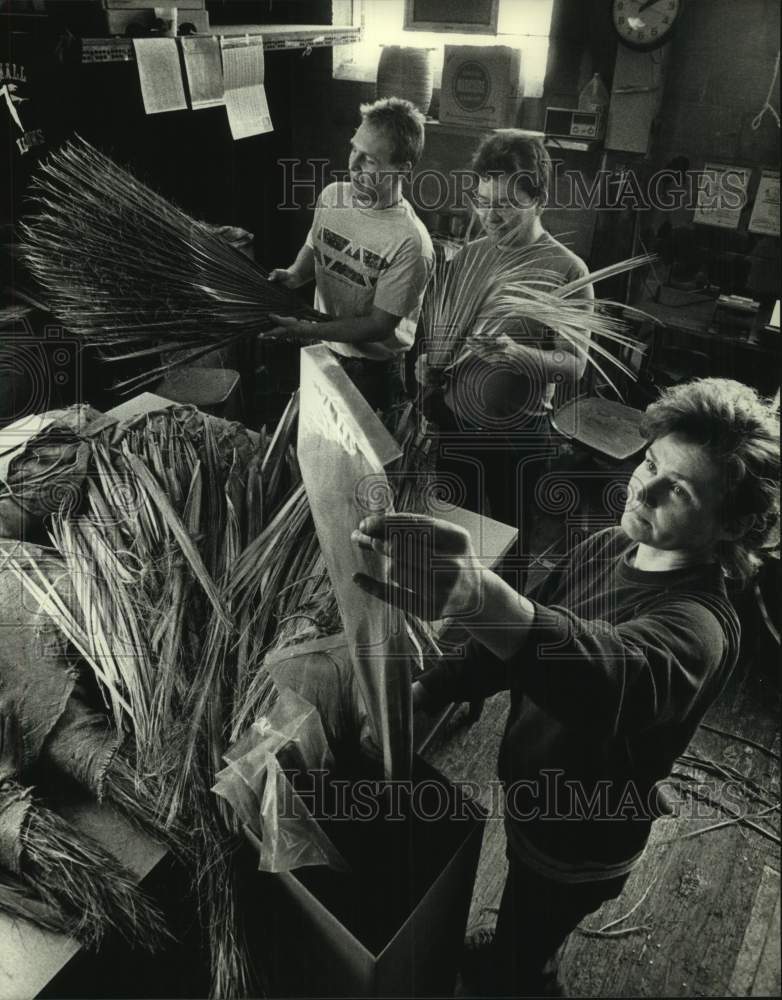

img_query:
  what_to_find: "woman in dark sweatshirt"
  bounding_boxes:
[352,377,779,997]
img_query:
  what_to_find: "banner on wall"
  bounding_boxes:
[1,41,46,157]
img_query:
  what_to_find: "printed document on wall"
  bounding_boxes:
[133,38,187,114]
[221,36,273,140]
[693,163,751,230]
[749,170,780,237]
[182,36,225,110]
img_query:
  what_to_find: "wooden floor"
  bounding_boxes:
[423,628,780,998]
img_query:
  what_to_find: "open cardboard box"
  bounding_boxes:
[249,757,485,997]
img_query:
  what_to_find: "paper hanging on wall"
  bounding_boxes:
[748,170,780,237]
[133,38,187,115]
[693,162,751,230]
[221,35,273,140]
[181,36,225,110]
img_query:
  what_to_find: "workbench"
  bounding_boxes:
[637,289,781,397]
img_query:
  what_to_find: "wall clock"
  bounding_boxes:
[611,0,682,50]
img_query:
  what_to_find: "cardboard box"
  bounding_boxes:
[254,758,486,996]
[439,44,523,128]
[101,4,209,35]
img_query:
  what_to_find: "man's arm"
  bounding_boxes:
[489,338,588,383]
[268,243,316,290]
[464,265,595,384]
[268,304,401,345]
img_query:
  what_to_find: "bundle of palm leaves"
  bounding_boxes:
[0,780,168,952]
[41,698,184,854]
[19,137,324,394]
[422,238,654,397]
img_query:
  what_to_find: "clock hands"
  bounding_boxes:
[638,0,662,11]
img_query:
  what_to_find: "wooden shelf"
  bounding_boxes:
[425,120,545,138]
[81,23,361,64]
[425,121,601,152]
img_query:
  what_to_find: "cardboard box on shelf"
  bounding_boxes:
[103,1,205,8]
[439,44,523,128]
[101,6,209,35]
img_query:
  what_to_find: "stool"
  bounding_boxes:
[155,367,242,421]
[550,395,645,463]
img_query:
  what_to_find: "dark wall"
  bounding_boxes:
[643,0,780,298]
[654,0,779,167]
[4,0,333,267]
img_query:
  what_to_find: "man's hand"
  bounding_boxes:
[268,267,307,290]
[0,701,21,784]
[351,513,484,622]
[265,313,322,341]
[465,331,517,364]
[208,225,254,255]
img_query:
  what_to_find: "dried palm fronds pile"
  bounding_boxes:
[5,389,440,993]
[8,395,411,995]
[19,137,324,394]
[421,239,654,397]
[7,405,283,996]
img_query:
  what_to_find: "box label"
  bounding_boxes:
[452,62,491,111]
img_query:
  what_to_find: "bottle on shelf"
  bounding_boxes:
[578,73,609,139]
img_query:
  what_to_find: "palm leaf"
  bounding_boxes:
[422,239,656,396]
[19,136,327,392]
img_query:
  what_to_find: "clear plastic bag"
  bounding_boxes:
[212,687,347,873]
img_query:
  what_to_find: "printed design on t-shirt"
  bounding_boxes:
[316,225,391,289]
[321,227,350,253]
[362,248,388,271]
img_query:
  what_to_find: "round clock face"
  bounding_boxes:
[612,0,682,50]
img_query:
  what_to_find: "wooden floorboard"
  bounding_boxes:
[729,866,781,997]
[422,652,780,998]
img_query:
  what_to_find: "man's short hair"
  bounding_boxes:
[640,377,780,582]
[471,131,552,210]
[359,97,426,167]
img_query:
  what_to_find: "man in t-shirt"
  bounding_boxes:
[351,377,779,996]
[267,97,434,412]
[418,132,593,541]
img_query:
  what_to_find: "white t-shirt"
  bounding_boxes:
[306,182,434,361]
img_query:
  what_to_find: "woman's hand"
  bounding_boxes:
[353,513,536,661]
[351,513,484,622]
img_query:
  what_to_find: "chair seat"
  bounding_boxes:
[551,396,645,461]
[156,367,241,418]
